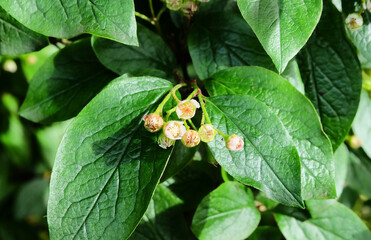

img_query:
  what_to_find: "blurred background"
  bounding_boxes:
[0,46,70,239]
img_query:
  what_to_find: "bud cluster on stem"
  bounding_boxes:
[142,83,244,151]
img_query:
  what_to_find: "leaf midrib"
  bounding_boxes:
[206,98,302,206]
[210,79,333,194]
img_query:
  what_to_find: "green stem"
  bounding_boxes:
[221,168,230,182]
[156,6,167,22]
[149,0,163,35]
[198,95,212,124]
[183,120,190,130]
[135,12,155,25]
[187,119,197,130]
[171,83,186,103]
[214,127,229,139]
[156,83,186,115]
[165,107,177,121]
[201,112,205,125]
[149,0,156,18]
[185,88,199,101]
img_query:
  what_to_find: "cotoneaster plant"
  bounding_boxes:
[1,0,371,239]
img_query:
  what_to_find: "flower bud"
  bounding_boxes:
[367,0,371,13]
[345,13,363,30]
[158,132,175,149]
[226,135,244,151]
[163,121,187,140]
[181,130,201,147]
[198,124,216,142]
[166,0,183,11]
[182,1,199,14]
[176,99,200,120]
[143,113,164,132]
[349,135,362,149]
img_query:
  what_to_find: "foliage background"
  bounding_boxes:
[0,0,371,239]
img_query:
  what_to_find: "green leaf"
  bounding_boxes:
[205,94,303,207]
[353,89,371,159]
[19,38,116,124]
[205,66,335,201]
[0,6,48,56]
[92,24,177,78]
[346,149,371,198]
[14,179,49,220]
[342,0,371,62]
[275,200,371,240]
[0,0,137,45]
[281,59,305,94]
[35,120,71,169]
[47,76,173,239]
[237,0,322,73]
[0,94,31,167]
[130,184,193,240]
[188,12,274,80]
[191,182,260,240]
[297,0,362,151]
[19,45,59,81]
[333,144,349,198]
[161,141,198,181]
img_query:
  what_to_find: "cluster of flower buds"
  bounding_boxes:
[165,0,209,15]
[142,84,244,151]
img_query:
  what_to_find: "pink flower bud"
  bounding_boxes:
[349,135,362,149]
[163,121,187,140]
[143,113,164,133]
[226,135,244,151]
[345,13,363,30]
[166,0,183,11]
[176,99,200,120]
[181,130,201,147]
[158,133,175,149]
[198,124,216,142]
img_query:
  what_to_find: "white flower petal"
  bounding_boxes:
[190,99,200,108]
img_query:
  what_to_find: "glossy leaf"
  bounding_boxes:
[19,38,116,124]
[237,0,322,73]
[342,0,371,62]
[47,76,173,239]
[130,184,193,240]
[298,1,362,151]
[0,6,48,56]
[346,149,371,198]
[275,200,371,240]
[352,89,371,158]
[188,12,274,80]
[205,95,304,207]
[205,66,335,201]
[92,24,177,78]
[333,144,349,198]
[191,182,260,240]
[0,0,137,45]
